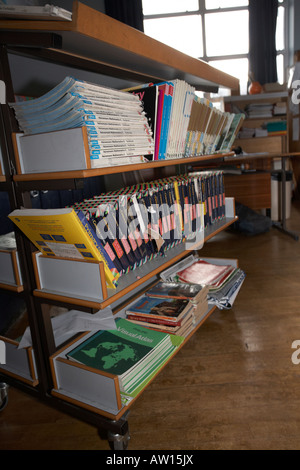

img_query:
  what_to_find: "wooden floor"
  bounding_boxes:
[1,203,300,450]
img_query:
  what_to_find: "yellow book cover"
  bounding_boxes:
[8,208,119,289]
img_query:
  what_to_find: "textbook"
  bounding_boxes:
[66,318,184,402]
[8,208,119,289]
[125,296,192,322]
[146,281,208,304]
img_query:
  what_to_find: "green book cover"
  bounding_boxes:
[66,318,172,376]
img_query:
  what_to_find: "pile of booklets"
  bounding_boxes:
[9,76,154,168]
[176,259,246,310]
[125,281,209,338]
[66,317,184,404]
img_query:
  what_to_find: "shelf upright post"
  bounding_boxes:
[0,41,56,395]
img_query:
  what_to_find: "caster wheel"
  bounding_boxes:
[108,430,130,450]
[0,383,8,411]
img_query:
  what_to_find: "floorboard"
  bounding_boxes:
[1,202,300,450]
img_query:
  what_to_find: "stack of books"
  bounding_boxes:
[266,120,287,136]
[273,102,287,116]
[245,102,273,118]
[125,281,209,338]
[9,76,154,168]
[66,317,184,404]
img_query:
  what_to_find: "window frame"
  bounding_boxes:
[143,0,288,88]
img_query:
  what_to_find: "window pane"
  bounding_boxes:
[142,0,198,16]
[144,16,203,57]
[277,54,284,84]
[209,58,249,95]
[276,6,285,51]
[205,11,248,56]
[206,0,248,9]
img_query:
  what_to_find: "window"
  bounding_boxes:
[142,1,287,96]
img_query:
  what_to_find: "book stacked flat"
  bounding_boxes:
[176,259,246,310]
[245,103,273,118]
[66,318,184,404]
[9,76,154,168]
[125,281,209,338]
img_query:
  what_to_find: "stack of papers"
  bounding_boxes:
[245,103,273,118]
[66,318,184,404]
[0,4,72,21]
[176,259,246,310]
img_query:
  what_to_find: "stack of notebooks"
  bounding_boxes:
[66,317,184,405]
[9,76,154,168]
[175,259,246,310]
[125,281,209,338]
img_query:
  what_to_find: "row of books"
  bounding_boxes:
[69,171,226,279]
[185,97,244,157]
[8,170,227,289]
[9,76,244,167]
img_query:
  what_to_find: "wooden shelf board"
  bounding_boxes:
[12,153,233,182]
[31,217,237,310]
[94,217,237,309]
[224,91,288,102]
[0,1,239,92]
[50,302,218,421]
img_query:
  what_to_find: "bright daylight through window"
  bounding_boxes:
[142,0,286,96]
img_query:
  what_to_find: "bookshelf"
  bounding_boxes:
[0,2,241,449]
[223,91,289,211]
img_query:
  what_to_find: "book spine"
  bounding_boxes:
[126,314,181,327]
[75,210,119,287]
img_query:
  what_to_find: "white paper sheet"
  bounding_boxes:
[18,308,116,349]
